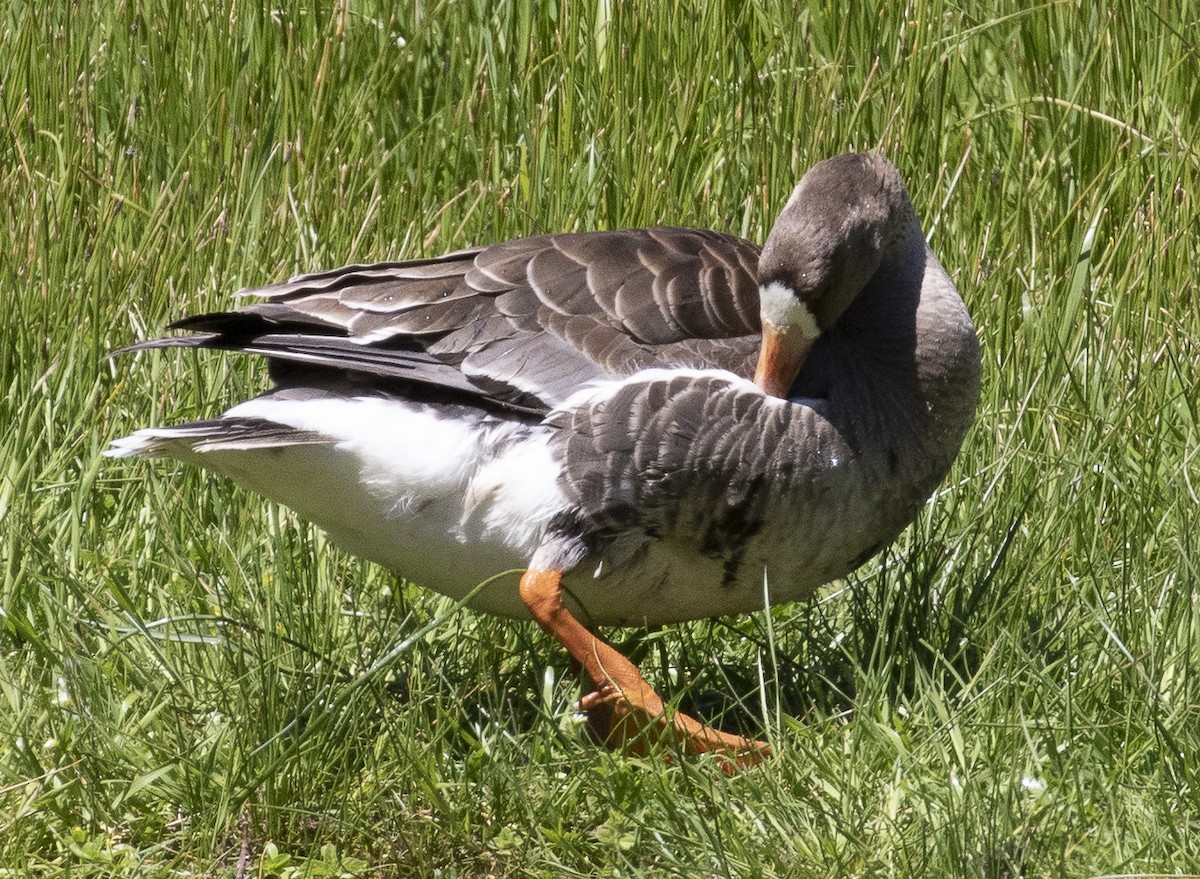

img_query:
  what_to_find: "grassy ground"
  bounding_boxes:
[3,0,1199,875]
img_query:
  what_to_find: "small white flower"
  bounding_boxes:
[1021,776,1046,793]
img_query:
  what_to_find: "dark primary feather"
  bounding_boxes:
[129,228,765,415]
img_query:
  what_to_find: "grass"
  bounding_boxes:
[3,0,1199,875]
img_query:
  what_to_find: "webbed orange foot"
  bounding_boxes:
[581,681,770,773]
[519,567,770,773]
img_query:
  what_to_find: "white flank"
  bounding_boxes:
[225,396,480,502]
[462,433,565,549]
[101,393,581,617]
[217,394,569,558]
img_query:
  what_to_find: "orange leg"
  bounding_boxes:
[519,567,770,772]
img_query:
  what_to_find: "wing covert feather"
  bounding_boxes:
[139,228,764,412]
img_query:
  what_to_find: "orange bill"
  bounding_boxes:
[753,319,814,398]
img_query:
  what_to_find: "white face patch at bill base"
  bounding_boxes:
[758,281,821,339]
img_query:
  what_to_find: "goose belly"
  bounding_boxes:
[563,465,903,627]
[563,531,835,627]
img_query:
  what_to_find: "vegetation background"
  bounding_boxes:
[3,0,1198,875]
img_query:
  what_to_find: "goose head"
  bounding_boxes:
[754,153,917,398]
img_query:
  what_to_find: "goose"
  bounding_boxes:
[108,152,981,768]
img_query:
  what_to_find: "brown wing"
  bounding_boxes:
[128,227,764,415]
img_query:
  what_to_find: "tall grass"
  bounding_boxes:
[2,1,1198,875]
